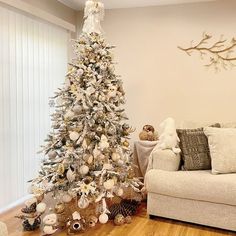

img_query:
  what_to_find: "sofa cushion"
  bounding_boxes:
[146,169,236,206]
[177,128,211,170]
[204,127,236,174]
[179,121,221,129]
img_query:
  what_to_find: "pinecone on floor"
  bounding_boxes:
[108,200,141,220]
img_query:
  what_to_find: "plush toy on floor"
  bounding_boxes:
[155,117,181,154]
[42,214,58,235]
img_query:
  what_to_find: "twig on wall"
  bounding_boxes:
[178,32,236,72]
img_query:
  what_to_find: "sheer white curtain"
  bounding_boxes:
[0,5,69,211]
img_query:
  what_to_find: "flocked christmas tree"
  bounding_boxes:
[16,0,143,234]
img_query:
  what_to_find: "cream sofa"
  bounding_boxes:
[145,122,236,231]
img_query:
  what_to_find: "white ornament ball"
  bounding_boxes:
[103,179,115,190]
[112,153,120,162]
[36,202,47,213]
[62,194,72,203]
[77,68,84,77]
[70,131,80,141]
[99,213,109,224]
[79,165,89,175]
[116,188,124,197]
[48,150,57,159]
[73,105,83,115]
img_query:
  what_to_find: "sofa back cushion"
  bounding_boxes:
[204,127,236,174]
[177,128,211,170]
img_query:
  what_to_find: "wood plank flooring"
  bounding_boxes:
[0,204,235,236]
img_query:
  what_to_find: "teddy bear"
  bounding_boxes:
[139,125,158,141]
[67,211,86,235]
[42,214,58,235]
[154,117,181,154]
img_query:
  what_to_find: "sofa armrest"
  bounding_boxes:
[147,149,181,172]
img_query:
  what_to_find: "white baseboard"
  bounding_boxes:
[0,195,32,214]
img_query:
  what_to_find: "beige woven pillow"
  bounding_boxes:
[204,127,236,174]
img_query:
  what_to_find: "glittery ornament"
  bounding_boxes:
[54,202,65,214]
[114,214,125,226]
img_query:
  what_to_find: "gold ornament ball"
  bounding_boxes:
[54,202,65,214]
[87,155,94,165]
[36,202,47,214]
[57,164,65,175]
[64,110,74,119]
[114,214,125,226]
[123,140,129,147]
[125,216,132,224]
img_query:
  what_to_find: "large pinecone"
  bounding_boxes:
[108,200,141,220]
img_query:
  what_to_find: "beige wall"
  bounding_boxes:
[21,0,76,25]
[77,0,236,140]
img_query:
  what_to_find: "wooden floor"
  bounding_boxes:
[0,204,235,236]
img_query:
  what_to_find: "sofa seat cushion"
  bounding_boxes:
[146,169,236,206]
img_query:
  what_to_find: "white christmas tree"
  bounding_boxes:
[17,0,143,234]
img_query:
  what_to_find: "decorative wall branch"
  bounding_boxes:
[178,33,236,71]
